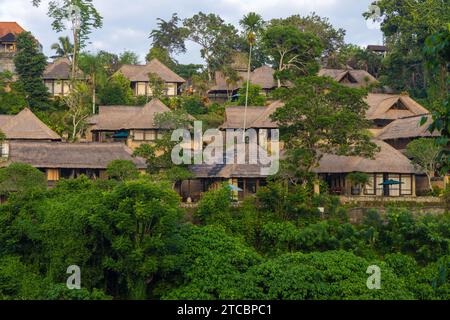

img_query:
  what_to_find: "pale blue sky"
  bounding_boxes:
[0,0,383,64]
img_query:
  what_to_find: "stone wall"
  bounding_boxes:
[0,53,16,74]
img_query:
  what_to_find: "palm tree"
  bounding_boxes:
[239,13,265,133]
[51,36,74,61]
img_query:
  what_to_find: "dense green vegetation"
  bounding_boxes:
[0,1,448,301]
[0,168,448,300]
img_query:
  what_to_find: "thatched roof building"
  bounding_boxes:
[209,65,279,93]
[365,93,429,124]
[0,108,61,141]
[190,163,269,179]
[314,140,417,174]
[220,101,284,129]
[88,99,172,131]
[318,68,378,88]
[376,114,440,141]
[1,141,146,170]
[43,57,82,80]
[117,58,185,83]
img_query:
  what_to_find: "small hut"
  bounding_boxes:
[314,140,419,197]
[117,58,185,97]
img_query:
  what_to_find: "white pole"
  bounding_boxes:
[242,43,253,141]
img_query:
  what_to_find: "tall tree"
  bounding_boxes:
[99,72,134,106]
[119,51,140,65]
[364,0,449,98]
[406,138,442,191]
[50,36,74,60]
[146,46,177,69]
[423,25,450,174]
[0,71,27,114]
[262,25,322,87]
[271,76,377,183]
[13,32,50,111]
[149,13,188,55]
[183,12,240,80]
[240,12,265,129]
[32,0,103,49]
[63,81,91,140]
[270,13,346,65]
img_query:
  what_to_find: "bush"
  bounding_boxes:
[0,163,47,196]
[106,160,140,181]
[236,83,266,106]
[181,95,207,115]
[194,185,232,225]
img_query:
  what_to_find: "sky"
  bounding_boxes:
[0,0,383,65]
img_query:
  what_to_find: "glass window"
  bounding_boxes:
[376,174,384,196]
[145,130,156,141]
[134,130,145,141]
[137,82,147,96]
[54,81,63,96]
[44,80,53,94]
[400,175,412,195]
[167,83,176,96]
[389,174,400,197]
[364,174,376,195]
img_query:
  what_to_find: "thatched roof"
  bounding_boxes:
[220,106,266,129]
[314,140,417,174]
[190,163,270,178]
[117,58,185,83]
[0,108,61,141]
[2,141,147,169]
[367,45,388,52]
[365,93,429,121]
[250,101,284,128]
[220,101,284,129]
[209,65,278,92]
[88,99,172,131]
[318,68,378,87]
[43,57,82,80]
[376,114,440,140]
[190,144,274,178]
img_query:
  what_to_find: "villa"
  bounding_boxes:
[117,58,185,97]
[86,98,173,150]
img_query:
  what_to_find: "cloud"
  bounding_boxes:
[0,0,382,65]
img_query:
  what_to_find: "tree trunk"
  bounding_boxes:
[427,174,433,192]
[92,73,96,114]
[243,44,253,135]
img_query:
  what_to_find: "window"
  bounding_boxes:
[389,174,400,197]
[0,143,9,158]
[44,80,53,94]
[392,101,408,110]
[364,174,376,195]
[54,81,63,96]
[376,174,384,196]
[134,130,145,141]
[167,83,176,96]
[137,82,147,96]
[400,174,412,196]
[47,169,60,181]
[246,179,257,194]
[145,130,156,141]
